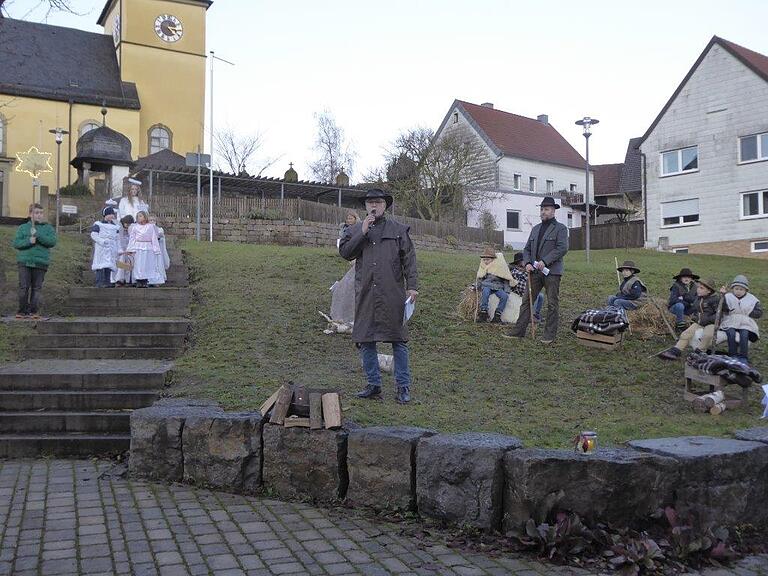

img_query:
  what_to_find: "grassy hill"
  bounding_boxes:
[171,241,766,448]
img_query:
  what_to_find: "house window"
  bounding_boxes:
[661,198,699,227]
[595,196,608,206]
[752,240,768,252]
[452,112,459,124]
[661,146,698,176]
[506,210,520,230]
[739,133,768,163]
[79,120,100,137]
[567,213,573,228]
[546,180,554,193]
[149,124,172,153]
[673,247,689,254]
[513,174,521,190]
[569,183,577,192]
[529,176,537,192]
[741,190,768,218]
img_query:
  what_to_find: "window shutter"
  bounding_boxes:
[662,198,699,218]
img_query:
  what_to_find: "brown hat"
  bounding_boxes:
[616,260,640,274]
[480,246,497,259]
[673,268,700,281]
[697,278,717,293]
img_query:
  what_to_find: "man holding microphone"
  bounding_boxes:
[339,189,419,404]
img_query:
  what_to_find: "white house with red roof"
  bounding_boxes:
[640,36,768,259]
[434,100,588,248]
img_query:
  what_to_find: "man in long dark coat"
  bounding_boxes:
[503,196,569,343]
[339,189,419,404]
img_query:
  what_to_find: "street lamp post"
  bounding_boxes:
[575,117,599,263]
[48,127,70,232]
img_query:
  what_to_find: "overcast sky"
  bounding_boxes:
[11,0,768,182]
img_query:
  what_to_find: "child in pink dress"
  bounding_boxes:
[126,211,162,288]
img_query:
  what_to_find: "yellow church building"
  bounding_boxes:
[0,0,211,217]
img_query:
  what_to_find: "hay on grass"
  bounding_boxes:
[457,285,479,321]
[628,297,676,339]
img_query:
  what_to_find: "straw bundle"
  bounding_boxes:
[627,297,676,339]
[457,285,479,321]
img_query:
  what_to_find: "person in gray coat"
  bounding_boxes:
[339,189,419,404]
[503,196,569,343]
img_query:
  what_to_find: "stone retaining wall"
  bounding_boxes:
[130,402,768,532]
[160,216,490,253]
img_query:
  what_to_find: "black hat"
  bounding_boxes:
[539,196,561,209]
[512,252,524,264]
[673,268,700,281]
[102,206,116,217]
[359,188,393,208]
[617,260,641,273]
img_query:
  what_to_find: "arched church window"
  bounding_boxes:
[149,125,173,154]
[79,120,100,137]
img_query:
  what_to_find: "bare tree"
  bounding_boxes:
[214,127,280,177]
[308,110,356,183]
[380,127,497,222]
[1,0,80,19]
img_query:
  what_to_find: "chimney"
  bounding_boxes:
[537,114,549,124]
[481,102,494,109]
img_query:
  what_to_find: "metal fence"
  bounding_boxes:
[569,220,645,250]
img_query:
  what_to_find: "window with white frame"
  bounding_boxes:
[661,146,698,176]
[741,190,768,218]
[752,240,768,252]
[513,174,521,190]
[673,247,689,254]
[661,198,699,227]
[452,112,458,124]
[569,183,577,192]
[739,132,768,163]
[506,210,520,230]
[149,125,172,154]
[546,179,554,193]
[529,176,537,192]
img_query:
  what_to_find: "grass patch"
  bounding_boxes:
[0,224,88,361]
[172,241,766,448]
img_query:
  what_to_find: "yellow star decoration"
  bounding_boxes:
[15,146,53,178]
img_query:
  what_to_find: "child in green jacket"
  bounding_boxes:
[13,203,57,319]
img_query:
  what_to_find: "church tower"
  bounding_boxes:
[97,0,211,157]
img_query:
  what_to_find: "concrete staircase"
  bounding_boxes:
[0,239,190,458]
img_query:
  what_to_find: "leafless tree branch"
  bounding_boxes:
[308,110,356,183]
[214,127,279,178]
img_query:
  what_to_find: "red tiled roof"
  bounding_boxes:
[593,163,623,197]
[455,100,586,170]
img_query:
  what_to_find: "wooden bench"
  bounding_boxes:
[683,364,749,411]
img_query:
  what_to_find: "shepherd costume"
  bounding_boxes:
[90,207,120,288]
[668,268,699,328]
[13,214,57,318]
[126,221,162,287]
[719,275,762,364]
[476,247,516,323]
[339,189,419,403]
[658,278,721,360]
[607,261,648,310]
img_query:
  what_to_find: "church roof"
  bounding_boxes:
[0,18,140,110]
[71,124,134,170]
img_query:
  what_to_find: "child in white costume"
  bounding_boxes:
[118,178,149,222]
[127,211,162,288]
[112,215,135,285]
[148,216,170,286]
[90,207,120,288]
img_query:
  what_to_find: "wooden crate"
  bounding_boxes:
[576,330,623,351]
[683,364,748,410]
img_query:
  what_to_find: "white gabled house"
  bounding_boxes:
[640,36,768,259]
[434,100,588,248]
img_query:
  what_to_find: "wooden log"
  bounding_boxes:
[710,401,727,415]
[321,393,342,429]
[284,416,311,428]
[269,384,292,425]
[309,393,323,430]
[259,388,282,417]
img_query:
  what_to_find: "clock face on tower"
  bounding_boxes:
[154,14,183,43]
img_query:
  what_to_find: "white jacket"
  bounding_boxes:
[90,220,120,271]
[719,292,760,339]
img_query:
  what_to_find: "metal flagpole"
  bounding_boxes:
[208,51,235,242]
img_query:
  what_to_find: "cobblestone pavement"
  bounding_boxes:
[0,460,766,576]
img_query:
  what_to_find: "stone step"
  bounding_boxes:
[30,333,186,349]
[0,360,172,390]
[20,347,182,360]
[0,411,130,433]
[0,433,130,458]
[69,287,191,300]
[0,390,159,411]
[33,317,189,335]
[61,306,190,318]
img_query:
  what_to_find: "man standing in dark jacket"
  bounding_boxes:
[503,197,569,343]
[339,189,419,404]
[13,203,57,319]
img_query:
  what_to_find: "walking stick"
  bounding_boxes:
[708,293,725,355]
[650,298,678,340]
[614,256,621,288]
[527,270,536,338]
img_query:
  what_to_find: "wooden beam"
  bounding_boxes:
[321,393,342,429]
[259,388,281,417]
[284,417,311,428]
[269,384,292,425]
[309,393,323,430]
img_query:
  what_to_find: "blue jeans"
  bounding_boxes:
[533,292,544,319]
[607,295,638,310]
[359,341,411,389]
[725,328,750,359]
[480,286,508,313]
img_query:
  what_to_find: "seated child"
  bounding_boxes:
[607,261,647,310]
[90,207,119,288]
[509,252,544,322]
[476,246,515,323]
[718,275,762,365]
[658,278,720,360]
[668,267,699,330]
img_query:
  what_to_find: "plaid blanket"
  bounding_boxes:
[686,351,762,385]
[570,306,630,335]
